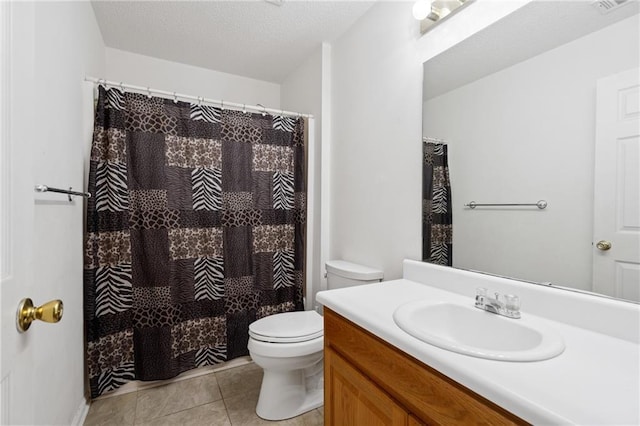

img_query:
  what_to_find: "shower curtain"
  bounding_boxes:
[422,137,452,266]
[84,86,306,398]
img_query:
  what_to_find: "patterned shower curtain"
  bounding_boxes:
[84,86,305,398]
[422,137,452,265]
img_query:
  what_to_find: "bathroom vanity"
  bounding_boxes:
[324,308,525,425]
[317,260,640,425]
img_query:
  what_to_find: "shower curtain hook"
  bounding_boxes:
[242,104,246,114]
[220,100,224,110]
[173,92,178,103]
[257,104,266,117]
[119,82,124,92]
[198,96,202,106]
[147,87,152,99]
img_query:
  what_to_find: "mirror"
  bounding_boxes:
[422,0,640,302]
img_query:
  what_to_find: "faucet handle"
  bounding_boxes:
[475,287,487,307]
[504,294,520,311]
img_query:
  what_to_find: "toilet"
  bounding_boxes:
[247,260,384,420]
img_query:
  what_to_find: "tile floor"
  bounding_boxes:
[83,362,324,426]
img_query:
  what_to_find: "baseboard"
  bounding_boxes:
[70,397,90,426]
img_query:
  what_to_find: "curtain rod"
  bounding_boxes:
[84,76,313,119]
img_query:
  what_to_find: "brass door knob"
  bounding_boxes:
[596,240,612,251]
[16,298,64,333]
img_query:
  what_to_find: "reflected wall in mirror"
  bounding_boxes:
[422,0,640,302]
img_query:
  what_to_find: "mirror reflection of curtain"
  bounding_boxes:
[422,138,452,265]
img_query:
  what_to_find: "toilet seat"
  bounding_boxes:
[249,310,323,343]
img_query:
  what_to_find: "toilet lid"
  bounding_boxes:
[249,310,323,343]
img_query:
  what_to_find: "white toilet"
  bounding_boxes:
[247,260,384,420]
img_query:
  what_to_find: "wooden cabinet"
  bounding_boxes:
[325,347,409,425]
[323,308,528,426]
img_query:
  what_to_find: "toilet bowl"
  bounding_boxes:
[248,260,384,421]
[248,310,324,421]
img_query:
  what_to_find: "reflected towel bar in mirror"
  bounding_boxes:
[34,185,91,202]
[465,200,547,209]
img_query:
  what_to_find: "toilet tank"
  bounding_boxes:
[325,260,384,290]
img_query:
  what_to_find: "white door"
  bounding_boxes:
[1,2,37,424]
[593,68,640,302]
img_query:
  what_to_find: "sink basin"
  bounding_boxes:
[393,300,565,361]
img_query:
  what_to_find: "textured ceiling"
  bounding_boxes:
[91,0,376,84]
[423,0,640,100]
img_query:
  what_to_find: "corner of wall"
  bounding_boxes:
[320,42,332,293]
[279,43,330,308]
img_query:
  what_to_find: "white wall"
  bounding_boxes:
[330,2,423,280]
[280,45,325,308]
[423,15,639,290]
[105,48,281,108]
[31,2,105,424]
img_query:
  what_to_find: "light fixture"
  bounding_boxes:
[414,0,475,34]
[412,0,432,20]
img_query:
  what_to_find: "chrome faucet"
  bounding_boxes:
[474,288,521,319]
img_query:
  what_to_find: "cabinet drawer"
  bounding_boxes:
[324,308,528,426]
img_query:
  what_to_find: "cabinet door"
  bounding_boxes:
[325,347,408,426]
[409,414,427,426]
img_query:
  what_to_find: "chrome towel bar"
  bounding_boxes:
[465,200,547,209]
[34,185,91,202]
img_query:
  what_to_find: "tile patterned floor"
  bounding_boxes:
[83,363,324,426]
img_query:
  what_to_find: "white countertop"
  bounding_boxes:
[316,278,640,425]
